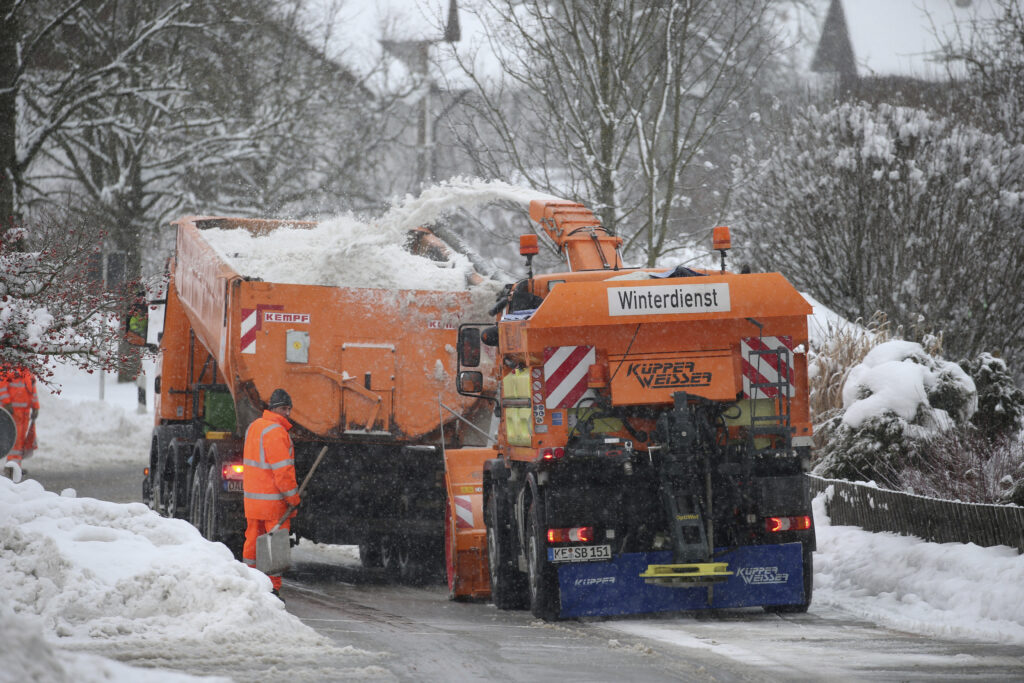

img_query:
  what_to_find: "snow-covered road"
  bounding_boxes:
[2,362,1022,682]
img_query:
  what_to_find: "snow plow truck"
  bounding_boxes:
[141,216,492,580]
[443,200,816,619]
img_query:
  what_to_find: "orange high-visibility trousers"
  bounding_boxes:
[243,518,290,591]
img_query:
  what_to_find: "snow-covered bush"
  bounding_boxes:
[813,340,976,484]
[959,352,1024,438]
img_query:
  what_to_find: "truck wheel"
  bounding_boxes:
[186,443,205,525]
[486,489,526,610]
[526,498,559,620]
[396,540,425,585]
[380,537,399,576]
[166,442,188,520]
[359,541,382,568]
[765,546,813,614]
[204,467,242,559]
[189,462,206,531]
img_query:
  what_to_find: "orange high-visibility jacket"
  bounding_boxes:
[0,368,39,458]
[242,410,300,521]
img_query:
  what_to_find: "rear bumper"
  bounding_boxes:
[556,542,806,618]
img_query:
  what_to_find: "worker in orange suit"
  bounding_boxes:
[242,388,300,599]
[1,366,39,483]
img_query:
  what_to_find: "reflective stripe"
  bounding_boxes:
[8,382,25,388]
[242,457,295,471]
[279,487,298,497]
[243,558,256,566]
[258,424,284,465]
[9,402,28,408]
[245,491,287,501]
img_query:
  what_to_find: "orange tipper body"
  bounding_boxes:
[444,199,818,621]
[146,216,491,572]
[158,216,482,439]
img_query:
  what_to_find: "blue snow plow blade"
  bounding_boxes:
[557,542,805,618]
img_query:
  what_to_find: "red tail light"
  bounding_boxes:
[766,515,812,533]
[547,526,595,543]
[540,447,565,460]
[222,463,244,481]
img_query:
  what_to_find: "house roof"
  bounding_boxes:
[811,0,1003,80]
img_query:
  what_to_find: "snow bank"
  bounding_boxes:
[812,491,1024,645]
[0,478,389,681]
[203,178,557,292]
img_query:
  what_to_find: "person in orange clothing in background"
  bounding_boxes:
[242,388,300,600]
[1,366,39,483]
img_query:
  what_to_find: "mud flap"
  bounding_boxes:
[556,542,805,618]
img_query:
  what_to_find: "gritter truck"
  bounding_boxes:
[443,200,816,619]
[141,216,493,579]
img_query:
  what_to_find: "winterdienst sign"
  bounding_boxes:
[607,283,731,316]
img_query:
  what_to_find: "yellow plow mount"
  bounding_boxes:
[639,562,733,587]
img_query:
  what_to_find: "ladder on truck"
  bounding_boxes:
[745,344,794,457]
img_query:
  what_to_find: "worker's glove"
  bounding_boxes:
[31,409,38,420]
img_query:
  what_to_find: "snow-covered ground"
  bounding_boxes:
[1,364,391,683]
[3,357,1023,681]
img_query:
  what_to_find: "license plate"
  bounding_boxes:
[225,480,243,493]
[548,544,612,563]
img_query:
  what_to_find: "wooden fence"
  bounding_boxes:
[806,475,1024,553]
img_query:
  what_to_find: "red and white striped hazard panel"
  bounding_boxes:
[544,346,595,410]
[741,336,795,399]
[240,308,258,354]
[240,304,284,354]
[454,494,474,529]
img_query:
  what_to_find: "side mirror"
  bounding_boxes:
[458,326,481,367]
[457,371,484,394]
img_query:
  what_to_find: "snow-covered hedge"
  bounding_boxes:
[814,340,976,482]
[812,339,1024,504]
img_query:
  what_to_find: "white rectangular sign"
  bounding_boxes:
[607,283,730,316]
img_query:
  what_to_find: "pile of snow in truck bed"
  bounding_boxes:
[202,178,557,292]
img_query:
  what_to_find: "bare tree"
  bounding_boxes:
[0,208,137,382]
[1,0,202,231]
[938,0,1024,144]
[442,0,781,266]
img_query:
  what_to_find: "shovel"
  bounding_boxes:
[256,445,328,575]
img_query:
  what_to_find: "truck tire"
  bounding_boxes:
[165,440,189,520]
[526,498,559,620]
[359,541,382,568]
[380,536,403,577]
[765,546,813,614]
[204,466,242,558]
[189,461,206,530]
[486,487,526,610]
[150,425,190,514]
[187,442,206,526]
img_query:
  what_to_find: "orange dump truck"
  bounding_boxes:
[443,200,816,619]
[142,217,492,578]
